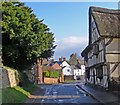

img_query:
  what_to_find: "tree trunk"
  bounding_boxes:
[61,70,64,82]
[37,57,43,84]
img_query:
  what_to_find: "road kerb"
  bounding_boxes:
[76,85,104,104]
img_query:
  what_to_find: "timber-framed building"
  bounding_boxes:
[81,7,120,88]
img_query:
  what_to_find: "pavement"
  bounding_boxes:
[77,83,120,105]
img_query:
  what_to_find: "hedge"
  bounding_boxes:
[43,70,50,77]
[43,70,59,78]
[50,71,59,78]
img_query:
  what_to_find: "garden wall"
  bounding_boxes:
[44,77,58,84]
[0,67,17,88]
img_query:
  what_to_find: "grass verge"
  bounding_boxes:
[22,83,37,94]
[64,79,75,83]
[2,84,36,104]
[2,86,28,104]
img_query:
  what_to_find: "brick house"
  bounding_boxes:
[50,62,62,70]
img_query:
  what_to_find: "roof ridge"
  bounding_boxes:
[90,6,120,14]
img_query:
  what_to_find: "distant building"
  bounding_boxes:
[61,61,73,76]
[48,59,62,70]
[50,62,62,70]
[81,7,120,88]
[72,60,85,80]
[72,65,81,80]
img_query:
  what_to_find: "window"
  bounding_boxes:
[67,69,70,72]
[85,54,88,61]
[93,43,99,55]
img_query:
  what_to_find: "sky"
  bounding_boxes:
[24,2,118,60]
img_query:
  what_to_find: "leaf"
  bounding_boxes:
[2,2,56,70]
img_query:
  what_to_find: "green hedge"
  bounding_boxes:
[43,70,50,77]
[43,70,59,78]
[50,71,59,78]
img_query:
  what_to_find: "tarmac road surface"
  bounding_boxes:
[40,83,100,104]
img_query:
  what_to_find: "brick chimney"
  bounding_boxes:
[59,57,62,62]
[63,57,66,61]
[51,59,54,62]
[77,59,81,64]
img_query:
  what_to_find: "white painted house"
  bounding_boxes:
[72,65,81,80]
[81,65,85,75]
[72,64,85,80]
[61,61,73,76]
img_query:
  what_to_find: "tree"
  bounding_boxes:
[2,2,56,73]
[69,53,78,65]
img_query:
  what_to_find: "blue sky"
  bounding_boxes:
[24,2,118,60]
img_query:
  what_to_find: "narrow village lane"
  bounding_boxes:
[29,83,100,104]
[25,83,119,105]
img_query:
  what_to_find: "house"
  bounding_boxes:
[81,7,120,88]
[49,61,62,70]
[61,60,71,68]
[61,61,73,76]
[80,60,85,76]
[42,66,53,71]
[73,61,85,80]
[72,65,81,80]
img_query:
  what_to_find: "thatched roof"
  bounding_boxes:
[82,6,120,57]
[90,6,120,37]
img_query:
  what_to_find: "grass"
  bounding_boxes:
[1,65,37,104]
[2,84,37,104]
[2,86,28,104]
[64,79,75,83]
[22,84,37,94]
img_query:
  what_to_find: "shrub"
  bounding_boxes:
[50,71,59,78]
[19,72,31,87]
[43,70,50,77]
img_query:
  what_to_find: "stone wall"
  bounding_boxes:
[0,67,9,88]
[0,67,17,88]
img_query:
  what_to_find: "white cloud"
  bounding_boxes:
[54,36,88,60]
